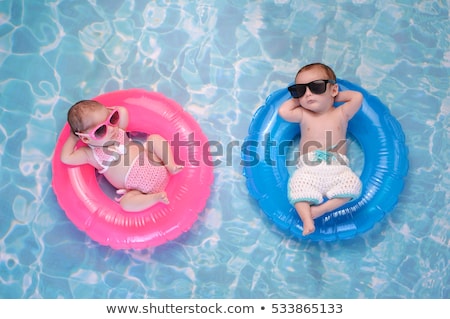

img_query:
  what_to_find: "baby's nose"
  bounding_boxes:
[304,87,313,95]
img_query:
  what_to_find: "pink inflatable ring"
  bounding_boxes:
[52,89,214,249]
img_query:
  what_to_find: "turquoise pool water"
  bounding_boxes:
[0,0,448,298]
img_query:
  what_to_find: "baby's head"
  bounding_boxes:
[67,100,104,135]
[295,63,336,82]
[291,63,338,102]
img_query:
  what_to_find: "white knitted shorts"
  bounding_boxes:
[288,151,362,205]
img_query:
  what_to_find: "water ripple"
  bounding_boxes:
[0,0,448,299]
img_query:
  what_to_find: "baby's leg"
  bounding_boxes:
[119,190,169,212]
[310,197,350,219]
[294,201,315,236]
[146,134,183,174]
[313,166,361,218]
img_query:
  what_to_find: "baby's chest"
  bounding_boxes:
[302,117,345,134]
[117,142,146,164]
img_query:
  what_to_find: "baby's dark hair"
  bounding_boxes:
[296,62,337,81]
[67,100,104,134]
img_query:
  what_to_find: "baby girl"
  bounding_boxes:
[60,100,182,212]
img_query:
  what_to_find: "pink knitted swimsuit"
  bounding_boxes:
[91,129,169,195]
[123,155,169,194]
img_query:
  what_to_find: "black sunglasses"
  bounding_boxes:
[288,79,336,98]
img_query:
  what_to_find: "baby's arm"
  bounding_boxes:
[335,90,363,121]
[278,98,303,123]
[60,133,92,166]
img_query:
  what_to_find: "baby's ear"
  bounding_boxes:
[331,84,339,97]
[77,134,90,144]
[82,137,91,144]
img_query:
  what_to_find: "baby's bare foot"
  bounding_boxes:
[157,191,169,204]
[167,164,183,175]
[302,220,315,236]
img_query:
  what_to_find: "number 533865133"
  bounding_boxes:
[271,303,343,314]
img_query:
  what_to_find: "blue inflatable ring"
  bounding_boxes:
[242,79,408,241]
